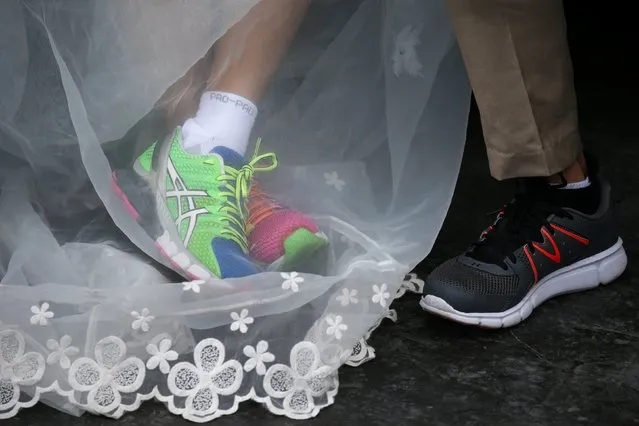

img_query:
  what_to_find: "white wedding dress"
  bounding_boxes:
[0,0,470,422]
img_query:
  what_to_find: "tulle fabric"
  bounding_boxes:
[0,0,470,421]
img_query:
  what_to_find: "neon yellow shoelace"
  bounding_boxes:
[206,139,277,252]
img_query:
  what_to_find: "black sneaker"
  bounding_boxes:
[420,169,628,328]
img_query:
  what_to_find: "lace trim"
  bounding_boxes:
[0,274,423,422]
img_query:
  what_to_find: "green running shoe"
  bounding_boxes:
[112,127,277,280]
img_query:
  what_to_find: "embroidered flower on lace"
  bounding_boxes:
[0,330,46,412]
[230,309,254,334]
[131,308,154,332]
[397,272,425,298]
[167,338,243,418]
[281,272,303,293]
[243,341,275,375]
[146,338,178,375]
[325,315,348,340]
[67,336,146,414]
[372,283,390,308]
[263,342,334,417]
[30,303,54,326]
[182,280,204,293]
[392,25,423,78]
[346,337,376,367]
[46,335,79,369]
[336,288,358,306]
[324,171,345,191]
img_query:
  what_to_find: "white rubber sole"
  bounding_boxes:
[420,238,628,329]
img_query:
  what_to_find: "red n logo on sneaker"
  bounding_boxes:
[533,228,561,263]
[549,223,590,246]
[524,224,590,284]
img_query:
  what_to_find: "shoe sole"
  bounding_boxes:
[111,167,229,286]
[419,238,628,329]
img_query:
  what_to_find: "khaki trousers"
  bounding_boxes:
[447,0,582,180]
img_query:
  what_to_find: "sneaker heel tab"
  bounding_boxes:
[594,178,613,215]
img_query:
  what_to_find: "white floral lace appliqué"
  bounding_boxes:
[346,337,377,367]
[392,25,423,78]
[167,338,243,419]
[0,330,46,412]
[372,283,391,308]
[182,280,204,293]
[46,335,79,369]
[30,303,54,326]
[243,341,275,375]
[230,309,254,334]
[67,336,146,413]
[325,315,348,340]
[281,272,304,293]
[324,172,345,191]
[146,338,178,375]
[336,288,358,306]
[397,272,425,297]
[131,308,154,332]
[263,342,334,417]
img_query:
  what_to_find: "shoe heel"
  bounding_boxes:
[111,169,162,239]
[599,241,628,285]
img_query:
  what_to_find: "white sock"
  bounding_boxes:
[181,91,258,155]
[560,177,591,190]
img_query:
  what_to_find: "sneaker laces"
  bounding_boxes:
[247,181,285,231]
[206,139,277,252]
[468,180,571,268]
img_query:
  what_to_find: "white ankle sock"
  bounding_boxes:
[561,177,591,190]
[181,91,257,155]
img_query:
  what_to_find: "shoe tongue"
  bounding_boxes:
[468,225,516,266]
[211,146,247,169]
[210,146,249,218]
[469,180,554,265]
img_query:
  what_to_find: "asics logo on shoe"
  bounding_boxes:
[165,157,209,247]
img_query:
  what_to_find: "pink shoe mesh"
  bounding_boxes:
[248,210,319,264]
